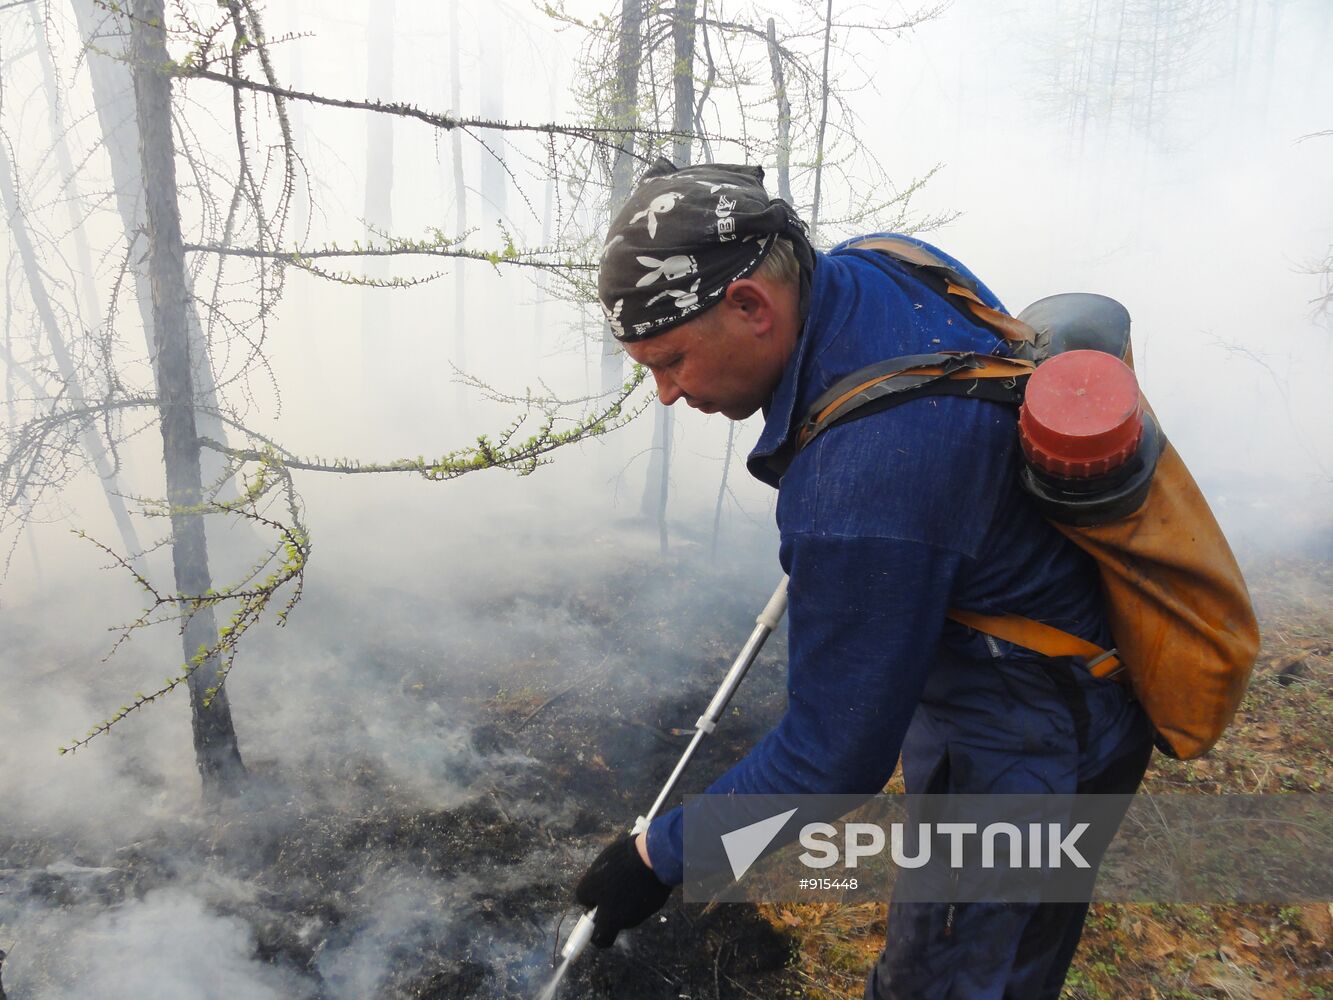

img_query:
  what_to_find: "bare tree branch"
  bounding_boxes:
[182,240,595,271]
[180,68,696,159]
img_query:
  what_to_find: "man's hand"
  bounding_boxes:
[574,833,673,948]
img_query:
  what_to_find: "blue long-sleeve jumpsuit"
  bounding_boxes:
[645,236,1153,999]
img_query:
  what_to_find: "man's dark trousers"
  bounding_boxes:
[864,725,1154,999]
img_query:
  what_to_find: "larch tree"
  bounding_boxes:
[131,0,247,788]
[1,0,677,788]
[4,0,948,787]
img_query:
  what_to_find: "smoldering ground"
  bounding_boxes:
[0,494,797,999]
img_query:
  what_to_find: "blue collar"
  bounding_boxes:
[747,250,837,487]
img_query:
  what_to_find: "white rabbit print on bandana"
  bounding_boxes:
[636,255,697,287]
[629,191,685,239]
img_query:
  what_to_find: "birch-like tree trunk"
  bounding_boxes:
[132,0,246,790]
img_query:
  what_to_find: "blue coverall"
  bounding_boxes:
[645,236,1153,998]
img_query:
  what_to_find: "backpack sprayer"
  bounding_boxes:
[536,577,789,1000]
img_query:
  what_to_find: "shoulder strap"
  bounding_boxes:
[841,236,1040,352]
[790,349,1119,677]
[800,242,1120,677]
[794,351,1033,454]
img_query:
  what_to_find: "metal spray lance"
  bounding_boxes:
[536,577,790,1000]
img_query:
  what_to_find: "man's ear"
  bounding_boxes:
[723,279,776,333]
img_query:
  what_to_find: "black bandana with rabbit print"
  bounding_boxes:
[597,158,812,342]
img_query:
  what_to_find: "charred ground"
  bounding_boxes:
[0,547,799,999]
[1,548,1329,999]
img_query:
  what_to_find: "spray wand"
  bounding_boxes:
[536,577,790,1000]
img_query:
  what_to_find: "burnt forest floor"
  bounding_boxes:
[1,543,1330,999]
[1,538,802,1000]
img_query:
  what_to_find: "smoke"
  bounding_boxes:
[845,0,1333,553]
[0,885,311,1000]
[0,491,779,997]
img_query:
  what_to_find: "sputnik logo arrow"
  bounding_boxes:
[720,808,799,881]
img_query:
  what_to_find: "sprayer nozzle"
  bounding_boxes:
[560,910,597,960]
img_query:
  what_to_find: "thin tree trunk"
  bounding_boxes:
[671,1,697,169]
[810,0,834,243]
[451,0,468,391]
[1143,0,1162,145]
[3,270,16,432]
[710,421,735,560]
[362,0,396,400]
[69,0,233,492]
[15,11,144,561]
[132,0,246,791]
[534,63,557,351]
[1257,0,1285,128]
[693,1,717,164]
[289,0,309,240]
[365,0,395,235]
[1105,0,1128,133]
[1074,0,1100,156]
[0,140,144,565]
[765,17,793,205]
[1242,0,1260,112]
[639,0,695,550]
[32,6,100,329]
[603,0,643,394]
[4,222,45,584]
[478,16,508,223]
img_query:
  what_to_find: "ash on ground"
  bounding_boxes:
[0,546,800,999]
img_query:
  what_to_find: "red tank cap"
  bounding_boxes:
[1019,350,1143,479]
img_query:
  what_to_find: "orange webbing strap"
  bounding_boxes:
[947,609,1124,679]
[945,283,1037,346]
[845,235,954,272]
[795,355,1033,451]
[842,236,1039,346]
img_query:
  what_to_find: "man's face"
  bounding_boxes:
[622,279,798,420]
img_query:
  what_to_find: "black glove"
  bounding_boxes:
[574,833,673,948]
